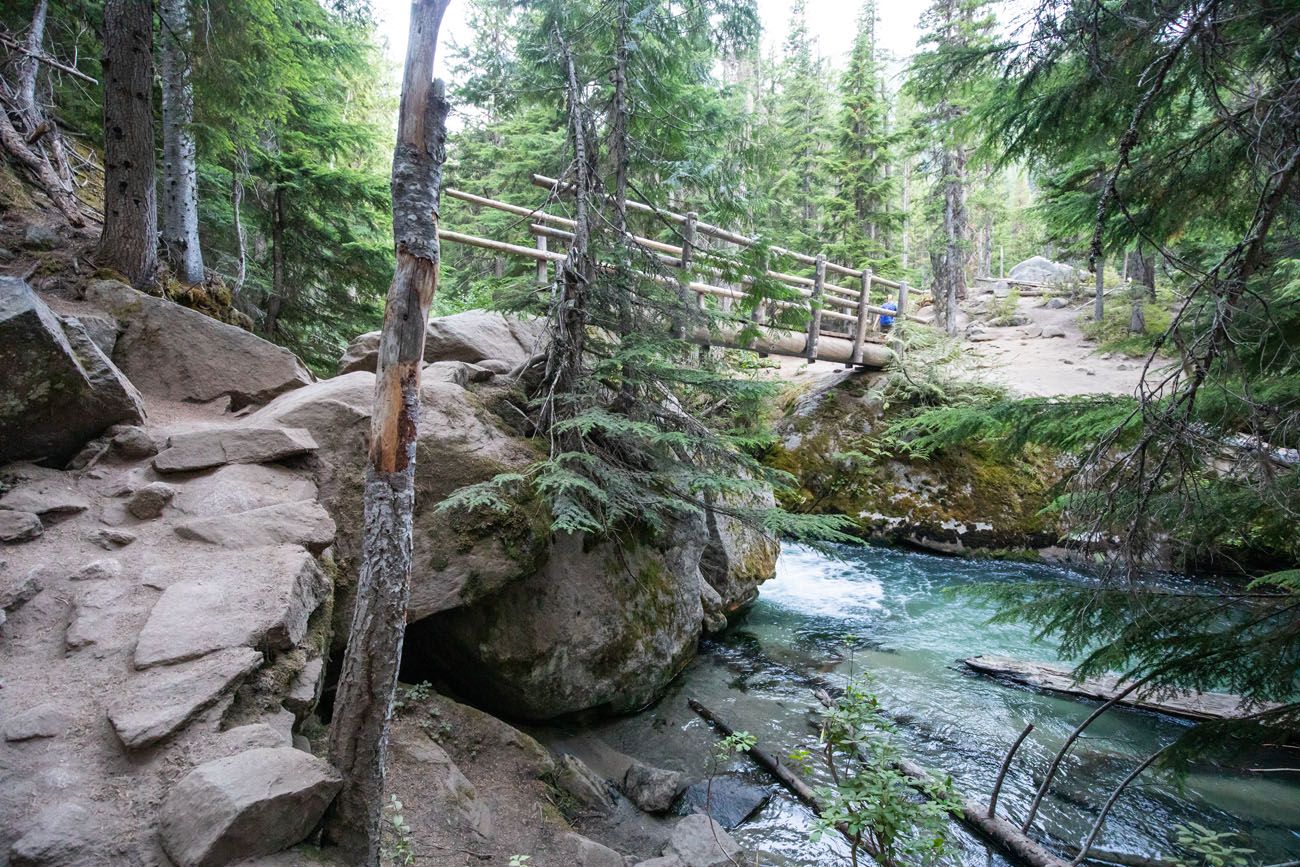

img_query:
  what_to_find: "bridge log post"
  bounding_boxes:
[674,211,697,338]
[849,267,873,367]
[805,253,826,363]
[535,235,548,286]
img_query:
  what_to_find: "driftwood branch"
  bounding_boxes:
[989,723,1035,818]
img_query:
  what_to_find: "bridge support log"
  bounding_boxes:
[693,322,892,369]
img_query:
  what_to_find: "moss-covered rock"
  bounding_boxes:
[250,360,778,720]
[769,370,1064,554]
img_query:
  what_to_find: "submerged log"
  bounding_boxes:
[690,698,1070,867]
[962,656,1276,722]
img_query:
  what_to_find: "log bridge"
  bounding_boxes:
[438,174,922,369]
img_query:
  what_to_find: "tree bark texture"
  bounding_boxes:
[931,141,966,335]
[159,0,204,283]
[322,0,450,862]
[98,0,157,285]
[16,0,48,123]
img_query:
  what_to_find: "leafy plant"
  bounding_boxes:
[382,795,415,866]
[812,678,959,867]
[1172,822,1254,867]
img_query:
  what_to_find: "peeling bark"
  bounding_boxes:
[322,0,450,862]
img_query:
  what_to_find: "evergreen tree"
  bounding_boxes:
[901,0,1300,775]
[909,0,996,333]
[770,0,834,250]
[823,1,898,275]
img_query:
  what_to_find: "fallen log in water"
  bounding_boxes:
[689,698,1071,867]
[962,656,1276,721]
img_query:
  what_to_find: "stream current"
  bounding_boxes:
[583,543,1300,865]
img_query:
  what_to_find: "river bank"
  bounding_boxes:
[545,543,1300,866]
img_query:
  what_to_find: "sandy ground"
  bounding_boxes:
[754,294,1159,399]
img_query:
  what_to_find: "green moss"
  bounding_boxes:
[767,375,1064,550]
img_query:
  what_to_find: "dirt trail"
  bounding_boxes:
[759,294,1159,399]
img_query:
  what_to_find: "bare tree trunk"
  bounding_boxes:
[159,0,204,283]
[266,183,286,336]
[231,159,247,296]
[97,0,157,285]
[1093,258,1104,322]
[931,141,966,336]
[321,1,450,862]
[16,0,49,122]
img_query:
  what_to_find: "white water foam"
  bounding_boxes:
[760,543,885,619]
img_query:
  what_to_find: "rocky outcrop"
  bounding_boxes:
[252,367,777,720]
[159,747,342,867]
[1009,255,1078,286]
[248,372,547,623]
[1,277,145,465]
[771,370,1063,554]
[85,279,313,409]
[336,309,546,374]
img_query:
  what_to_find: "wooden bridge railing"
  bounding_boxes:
[438,178,918,368]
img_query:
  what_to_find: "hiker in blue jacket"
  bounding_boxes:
[879,300,897,332]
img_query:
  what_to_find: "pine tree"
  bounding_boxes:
[824,1,898,275]
[770,0,833,250]
[909,0,996,334]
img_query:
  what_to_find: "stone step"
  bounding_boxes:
[153,426,317,474]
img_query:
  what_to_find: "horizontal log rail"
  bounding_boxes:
[440,180,924,368]
[531,173,904,290]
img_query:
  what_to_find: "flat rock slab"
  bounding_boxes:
[962,655,1280,721]
[66,583,131,652]
[171,464,317,518]
[0,277,145,465]
[159,747,342,867]
[3,703,73,741]
[7,802,101,866]
[662,814,742,867]
[0,478,90,515]
[154,427,318,473]
[109,648,263,749]
[174,500,336,553]
[134,545,327,668]
[85,279,313,410]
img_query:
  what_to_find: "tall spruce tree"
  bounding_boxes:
[909,0,996,334]
[770,0,833,250]
[824,1,898,275]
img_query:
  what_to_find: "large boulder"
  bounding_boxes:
[84,279,313,409]
[409,522,709,719]
[336,309,546,374]
[247,373,546,622]
[700,489,779,624]
[158,747,342,867]
[250,365,775,720]
[0,277,145,465]
[1009,256,1078,286]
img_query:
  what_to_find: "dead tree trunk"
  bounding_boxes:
[16,0,49,118]
[159,0,204,284]
[931,138,967,335]
[97,0,157,285]
[322,0,450,862]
